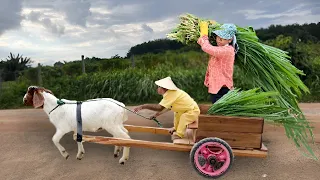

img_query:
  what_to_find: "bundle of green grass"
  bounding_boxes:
[167,13,316,160]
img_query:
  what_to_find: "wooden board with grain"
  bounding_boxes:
[173,129,195,145]
[196,131,262,149]
[195,104,265,149]
[124,125,170,135]
[198,115,264,134]
[198,104,211,114]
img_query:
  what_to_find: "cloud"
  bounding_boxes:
[235,3,313,20]
[54,0,92,27]
[0,0,23,35]
[141,24,154,33]
[24,11,65,36]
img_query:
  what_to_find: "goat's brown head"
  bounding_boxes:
[23,86,53,108]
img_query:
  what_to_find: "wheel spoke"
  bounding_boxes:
[200,146,210,158]
[217,150,228,161]
[200,161,209,170]
[203,164,214,173]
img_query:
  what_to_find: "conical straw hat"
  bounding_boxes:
[155,77,179,90]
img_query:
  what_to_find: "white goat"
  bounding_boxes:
[23,86,131,164]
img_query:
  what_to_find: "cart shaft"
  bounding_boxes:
[81,135,268,158]
[82,135,192,152]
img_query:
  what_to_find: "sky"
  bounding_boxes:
[0,0,319,67]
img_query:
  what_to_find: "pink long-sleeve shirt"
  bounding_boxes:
[197,35,235,94]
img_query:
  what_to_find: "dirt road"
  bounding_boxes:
[0,103,320,180]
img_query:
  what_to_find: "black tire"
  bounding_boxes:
[190,137,234,179]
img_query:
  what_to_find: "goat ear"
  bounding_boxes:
[33,90,44,108]
[45,89,53,95]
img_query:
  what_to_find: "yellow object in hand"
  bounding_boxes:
[199,21,208,37]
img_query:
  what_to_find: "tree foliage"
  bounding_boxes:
[256,22,320,43]
[0,52,33,81]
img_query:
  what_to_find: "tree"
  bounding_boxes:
[111,54,123,59]
[0,52,33,81]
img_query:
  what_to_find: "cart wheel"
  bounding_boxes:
[190,137,234,179]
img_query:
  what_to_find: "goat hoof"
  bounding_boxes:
[114,150,120,158]
[119,158,128,164]
[77,152,85,160]
[61,150,69,160]
[76,155,83,160]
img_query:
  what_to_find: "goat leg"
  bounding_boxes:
[52,130,69,159]
[106,126,131,164]
[114,146,121,158]
[76,142,85,160]
[116,129,131,165]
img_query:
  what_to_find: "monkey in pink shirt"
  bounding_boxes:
[197,22,239,103]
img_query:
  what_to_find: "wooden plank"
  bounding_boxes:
[82,135,192,152]
[196,131,262,149]
[199,104,211,114]
[173,129,194,145]
[173,138,191,145]
[81,135,267,158]
[192,129,197,143]
[187,121,198,129]
[124,125,170,135]
[233,149,267,158]
[198,115,264,134]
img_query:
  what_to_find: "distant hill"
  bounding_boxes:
[125,38,201,58]
[255,22,320,42]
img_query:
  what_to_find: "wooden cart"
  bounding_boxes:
[80,104,268,179]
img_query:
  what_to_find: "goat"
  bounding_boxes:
[23,86,131,164]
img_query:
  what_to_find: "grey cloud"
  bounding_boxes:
[141,24,153,33]
[41,18,65,35]
[310,4,320,14]
[0,0,23,35]
[22,0,55,8]
[27,11,41,21]
[25,11,65,36]
[23,0,92,27]
[236,1,320,27]
[54,0,92,27]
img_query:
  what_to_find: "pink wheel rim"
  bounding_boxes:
[194,141,231,176]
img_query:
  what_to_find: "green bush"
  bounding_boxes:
[0,79,31,109]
